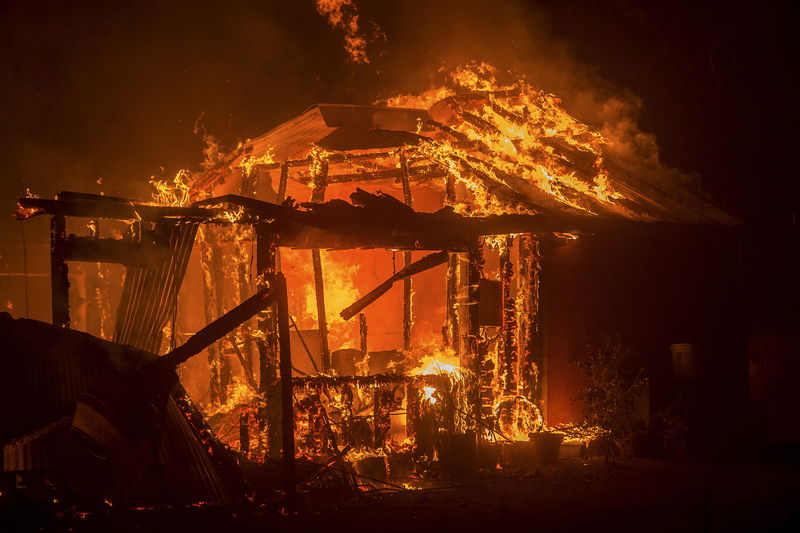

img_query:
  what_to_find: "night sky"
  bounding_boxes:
[0,1,796,321]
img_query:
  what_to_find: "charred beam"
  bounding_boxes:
[340,251,449,321]
[61,236,172,267]
[500,237,517,395]
[19,192,215,222]
[157,285,276,369]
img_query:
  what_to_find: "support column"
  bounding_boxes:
[310,159,330,372]
[275,273,296,505]
[517,234,542,402]
[400,153,414,351]
[256,224,281,459]
[444,174,460,353]
[50,214,69,328]
[466,240,484,433]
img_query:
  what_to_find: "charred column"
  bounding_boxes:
[310,159,331,372]
[198,227,230,404]
[275,273,296,504]
[517,234,542,402]
[466,240,485,431]
[50,214,69,328]
[255,224,282,459]
[400,153,414,351]
[237,169,259,373]
[444,175,461,353]
[359,313,368,375]
[500,237,517,396]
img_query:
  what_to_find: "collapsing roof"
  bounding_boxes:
[193,91,738,226]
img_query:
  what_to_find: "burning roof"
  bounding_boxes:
[193,63,737,226]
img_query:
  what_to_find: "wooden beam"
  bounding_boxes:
[255,224,281,459]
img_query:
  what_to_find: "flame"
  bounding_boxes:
[282,249,361,350]
[14,188,41,219]
[239,149,275,177]
[315,0,370,64]
[411,353,462,377]
[390,62,623,216]
[149,169,193,206]
[204,377,258,417]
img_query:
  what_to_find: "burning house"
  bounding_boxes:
[4,64,740,505]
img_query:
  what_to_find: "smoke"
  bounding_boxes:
[356,0,681,186]
[314,0,385,64]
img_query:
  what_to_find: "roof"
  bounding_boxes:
[192,97,739,226]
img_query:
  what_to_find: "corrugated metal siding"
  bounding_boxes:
[115,221,198,353]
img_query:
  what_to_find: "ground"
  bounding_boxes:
[6,456,798,532]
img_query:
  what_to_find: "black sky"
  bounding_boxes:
[0,0,797,236]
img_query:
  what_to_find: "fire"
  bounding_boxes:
[149,169,193,206]
[282,249,361,350]
[315,0,370,64]
[389,62,623,216]
[422,386,437,404]
[411,353,462,377]
[239,150,275,177]
[203,377,258,417]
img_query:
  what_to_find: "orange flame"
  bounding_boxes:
[390,62,623,216]
[315,0,370,64]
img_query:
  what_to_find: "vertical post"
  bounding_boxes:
[517,234,542,403]
[466,240,484,432]
[444,174,460,353]
[238,171,258,374]
[275,273,296,505]
[50,214,70,328]
[256,224,282,458]
[199,227,221,404]
[310,159,330,371]
[273,164,289,274]
[500,237,517,396]
[446,254,461,354]
[277,163,289,204]
[211,231,231,402]
[538,235,550,423]
[359,313,368,375]
[399,153,414,351]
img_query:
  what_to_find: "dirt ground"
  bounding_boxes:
[5,457,799,532]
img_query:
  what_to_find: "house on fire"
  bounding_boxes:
[5,85,741,504]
